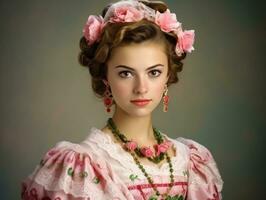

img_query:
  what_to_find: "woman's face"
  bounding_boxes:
[106,41,169,117]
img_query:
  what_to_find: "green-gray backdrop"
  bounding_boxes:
[0,0,265,199]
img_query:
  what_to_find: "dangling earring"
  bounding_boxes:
[103,82,113,113]
[163,85,169,112]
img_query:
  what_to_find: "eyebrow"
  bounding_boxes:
[114,64,164,71]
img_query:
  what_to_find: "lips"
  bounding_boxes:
[131,99,151,102]
[130,99,151,106]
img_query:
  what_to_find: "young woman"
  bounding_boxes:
[21,0,223,199]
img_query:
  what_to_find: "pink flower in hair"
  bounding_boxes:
[155,9,181,33]
[177,30,195,54]
[141,147,154,158]
[110,6,144,23]
[124,141,138,151]
[154,140,173,156]
[83,15,105,45]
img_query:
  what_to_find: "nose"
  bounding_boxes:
[133,75,148,95]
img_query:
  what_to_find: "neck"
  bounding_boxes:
[110,106,155,144]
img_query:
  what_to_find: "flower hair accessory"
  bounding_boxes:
[83,0,195,56]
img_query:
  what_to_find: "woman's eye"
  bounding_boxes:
[149,70,162,77]
[118,70,161,78]
[118,71,133,78]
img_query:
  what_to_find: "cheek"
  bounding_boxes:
[110,82,130,98]
[153,81,166,98]
[107,73,129,97]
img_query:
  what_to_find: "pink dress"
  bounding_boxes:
[21,127,223,200]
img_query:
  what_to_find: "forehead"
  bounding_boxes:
[107,41,168,69]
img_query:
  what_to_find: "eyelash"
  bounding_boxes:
[118,70,162,78]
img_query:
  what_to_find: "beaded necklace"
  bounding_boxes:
[106,118,175,199]
[107,118,172,164]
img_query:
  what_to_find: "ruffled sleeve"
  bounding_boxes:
[21,141,134,200]
[177,138,223,200]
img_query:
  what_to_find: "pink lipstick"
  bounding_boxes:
[130,99,151,106]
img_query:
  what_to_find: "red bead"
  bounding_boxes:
[104,98,112,106]
[163,95,169,104]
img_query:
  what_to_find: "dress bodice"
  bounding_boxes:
[21,127,223,200]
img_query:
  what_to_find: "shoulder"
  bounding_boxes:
[21,129,122,200]
[173,137,224,199]
[167,136,213,162]
[175,137,214,162]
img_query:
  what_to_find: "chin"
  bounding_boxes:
[115,102,160,117]
[124,106,156,118]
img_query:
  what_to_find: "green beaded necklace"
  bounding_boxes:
[106,118,175,199]
[107,118,169,164]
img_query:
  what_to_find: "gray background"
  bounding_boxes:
[0,0,265,199]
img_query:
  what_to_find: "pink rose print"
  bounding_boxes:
[47,149,58,156]
[75,154,85,167]
[141,147,154,157]
[177,30,195,53]
[155,9,181,33]
[83,15,105,45]
[125,141,138,151]
[110,6,144,23]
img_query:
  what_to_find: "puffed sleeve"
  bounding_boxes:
[21,141,133,200]
[177,138,223,200]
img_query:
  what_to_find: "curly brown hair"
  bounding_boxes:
[78,0,186,98]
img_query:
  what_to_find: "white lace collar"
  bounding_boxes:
[84,127,188,176]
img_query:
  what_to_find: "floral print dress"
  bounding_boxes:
[21,127,223,200]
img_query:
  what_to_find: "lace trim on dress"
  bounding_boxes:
[86,127,186,176]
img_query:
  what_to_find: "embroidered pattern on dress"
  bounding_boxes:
[21,186,62,200]
[129,174,139,182]
[127,181,187,190]
[128,181,187,200]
